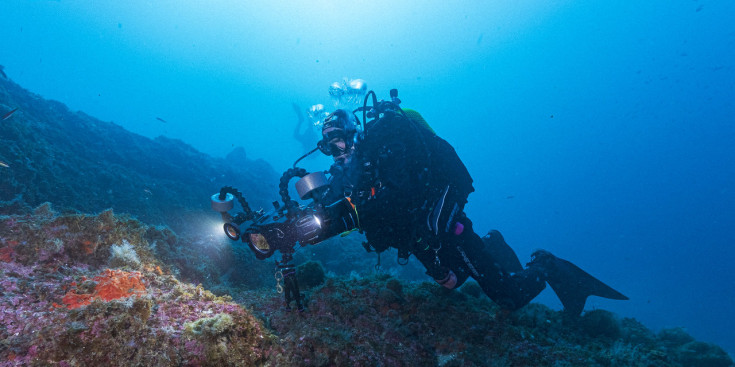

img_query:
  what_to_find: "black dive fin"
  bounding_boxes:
[482,230,523,273]
[532,250,629,316]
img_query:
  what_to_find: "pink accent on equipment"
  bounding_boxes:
[453,222,464,235]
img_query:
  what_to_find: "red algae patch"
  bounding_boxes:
[56,269,146,309]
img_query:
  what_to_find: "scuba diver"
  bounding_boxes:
[314,93,628,315]
[292,103,319,155]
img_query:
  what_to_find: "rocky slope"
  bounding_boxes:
[0,76,278,234]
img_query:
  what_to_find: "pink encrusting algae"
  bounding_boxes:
[0,208,279,366]
[0,206,732,366]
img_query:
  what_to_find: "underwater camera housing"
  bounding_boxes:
[212,87,412,262]
[212,87,409,262]
[211,170,358,261]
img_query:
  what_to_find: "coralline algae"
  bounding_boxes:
[1,205,732,366]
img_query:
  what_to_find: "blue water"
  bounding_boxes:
[2,0,734,355]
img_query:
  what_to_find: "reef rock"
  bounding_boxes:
[0,76,278,234]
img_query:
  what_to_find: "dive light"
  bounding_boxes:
[210,192,241,241]
[223,222,240,241]
[210,192,235,212]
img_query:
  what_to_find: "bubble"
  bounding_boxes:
[347,79,367,96]
[307,104,329,127]
[328,82,346,99]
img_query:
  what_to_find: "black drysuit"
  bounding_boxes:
[322,110,546,311]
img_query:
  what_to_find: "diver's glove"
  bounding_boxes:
[435,270,458,289]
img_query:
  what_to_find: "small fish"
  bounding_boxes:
[506,195,515,199]
[0,161,9,168]
[143,188,153,195]
[2,108,18,121]
[156,117,167,123]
